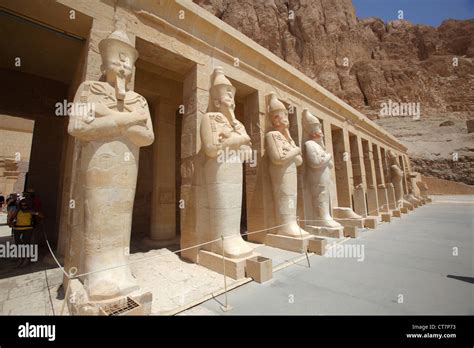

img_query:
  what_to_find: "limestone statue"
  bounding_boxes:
[200,67,253,258]
[68,30,154,300]
[388,150,404,208]
[264,93,309,237]
[302,109,342,230]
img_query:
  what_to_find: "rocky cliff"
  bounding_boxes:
[195,0,474,185]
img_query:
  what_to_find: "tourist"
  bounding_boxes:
[8,199,41,268]
[6,193,18,229]
[23,188,42,214]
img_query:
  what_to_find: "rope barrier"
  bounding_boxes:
[43,221,294,280]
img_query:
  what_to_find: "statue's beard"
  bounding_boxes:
[115,75,127,100]
[221,105,237,125]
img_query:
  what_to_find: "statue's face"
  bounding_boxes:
[272,110,289,129]
[104,51,133,84]
[214,86,235,111]
[310,124,323,139]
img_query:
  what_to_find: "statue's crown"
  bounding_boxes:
[302,109,321,129]
[267,93,286,115]
[99,29,138,63]
[210,67,236,98]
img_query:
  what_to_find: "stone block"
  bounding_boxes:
[198,250,253,280]
[245,256,272,283]
[392,209,401,218]
[306,225,344,238]
[67,279,152,316]
[363,217,378,229]
[307,238,327,255]
[334,218,364,228]
[265,233,313,253]
[343,226,359,238]
[381,212,391,222]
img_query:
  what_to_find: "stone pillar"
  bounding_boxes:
[180,64,211,262]
[349,134,366,188]
[331,127,352,208]
[373,144,385,186]
[350,134,367,217]
[322,119,338,208]
[362,140,379,216]
[399,154,409,195]
[149,98,178,244]
[377,184,390,213]
[386,183,397,210]
[380,147,391,185]
[353,185,367,217]
[247,91,272,243]
[373,144,389,213]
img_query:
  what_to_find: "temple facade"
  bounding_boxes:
[0,0,426,313]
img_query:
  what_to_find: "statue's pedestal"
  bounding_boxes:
[381,212,392,222]
[265,233,314,253]
[306,225,344,238]
[343,226,360,238]
[197,250,257,280]
[307,238,327,255]
[363,216,378,229]
[400,207,409,214]
[66,279,152,316]
[142,236,179,249]
[392,209,402,218]
[334,218,364,228]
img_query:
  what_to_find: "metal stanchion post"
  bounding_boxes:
[297,216,311,268]
[219,234,233,312]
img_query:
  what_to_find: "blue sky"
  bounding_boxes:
[352,0,474,26]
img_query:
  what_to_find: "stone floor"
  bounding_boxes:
[1,195,472,315]
[181,195,474,315]
[0,212,308,315]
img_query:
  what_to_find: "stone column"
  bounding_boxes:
[322,119,338,208]
[353,185,367,217]
[399,154,409,195]
[372,143,385,187]
[350,134,367,217]
[377,184,390,213]
[386,183,397,210]
[180,64,211,262]
[247,90,276,243]
[332,127,352,208]
[373,144,389,213]
[363,139,379,216]
[149,98,177,244]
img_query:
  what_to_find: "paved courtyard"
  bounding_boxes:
[1,195,472,315]
[182,195,474,315]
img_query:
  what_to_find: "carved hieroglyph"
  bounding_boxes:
[302,109,342,230]
[199,67,253,258]
[265,93,309,237]
[68,30,154,300]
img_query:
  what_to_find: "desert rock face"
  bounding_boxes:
[195,0,474,185]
